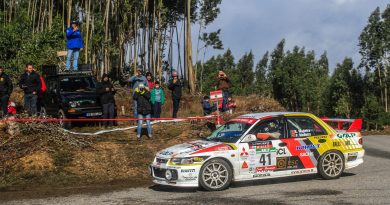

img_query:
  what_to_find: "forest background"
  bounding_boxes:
[0,0,389,129]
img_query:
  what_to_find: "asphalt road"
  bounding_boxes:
[3,135,390,205]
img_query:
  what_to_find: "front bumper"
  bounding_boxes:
[65,107,103,118]
[150,163,202,187]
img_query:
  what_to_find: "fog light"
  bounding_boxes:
[165,169,172,180]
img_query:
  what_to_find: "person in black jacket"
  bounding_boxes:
[0,66,13,117]
[133,83,152,140]
[97,73,116,127]
[19,64,41,116]
[168,71,182,118]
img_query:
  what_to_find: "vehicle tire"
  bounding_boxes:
[58,109,71,129]
[318,150,345,180]
[199,158,232,191]
[39,107,47,118]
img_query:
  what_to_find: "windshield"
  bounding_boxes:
[207,122,253,143]
[60,76,96,92]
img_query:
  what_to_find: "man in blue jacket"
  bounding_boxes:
[65,20,84,71]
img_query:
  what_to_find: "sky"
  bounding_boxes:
[202,0,389,72]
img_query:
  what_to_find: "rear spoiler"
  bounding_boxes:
[320,118,362,132]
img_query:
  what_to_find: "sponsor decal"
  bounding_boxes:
[291,169,315,175]
[255,166,276,172]
[253,173,271,178]
[336,133,357,138]
[276,158,287,169]
[314,136,327,139]
[276,157,304,170]
[160,150,174,156]
[183,176,197,180]
[296,144,320,150]
[299,152,314,157]
[276,148,286,155]
[181,169,195,173]
[333,141,341,147]
[242,161,248,169]
[240,147,248,157]
[250,141,276,153]
[291,129,313,137]
[230,118,257,124]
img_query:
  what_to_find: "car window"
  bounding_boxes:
[59,76,96,92]
[47,79,57,92]
[207,121,252,143]
[249,118,286,140]
[287,117,327,138]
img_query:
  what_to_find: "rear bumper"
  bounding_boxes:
[344,149,364,170]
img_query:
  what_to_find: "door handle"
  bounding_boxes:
[279,142,287,147]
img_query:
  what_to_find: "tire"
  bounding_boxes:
[39,107,47,118]
[58,109,71,129]
[199,158,233,191]
[318,151,345,180]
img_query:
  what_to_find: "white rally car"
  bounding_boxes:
[149,112,364,191]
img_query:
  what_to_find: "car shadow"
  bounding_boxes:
[149,172,356,192]
[148,184,199,193]
[231,172,356,189]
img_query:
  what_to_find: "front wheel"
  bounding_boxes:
[318,151,345,180]
[199,158,232,191]
[58,109,71,129]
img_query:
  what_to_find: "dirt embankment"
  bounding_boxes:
[0,95,284,200]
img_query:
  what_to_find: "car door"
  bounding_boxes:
[44,78,59,115]
[281,116,329,175]
[238,117,292,179]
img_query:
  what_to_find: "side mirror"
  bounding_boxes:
[241,134,257,143]
[256,133,271,140]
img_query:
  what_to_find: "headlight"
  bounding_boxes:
[170,156,208,165]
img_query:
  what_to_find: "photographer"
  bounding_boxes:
[215,70,230,112]
[97,73,116,127]
[168,71,182,118]
[133,83,152,140]
[19,64,41,116]
[0,66,13,118]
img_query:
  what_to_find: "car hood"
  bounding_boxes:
[156,140,234,158]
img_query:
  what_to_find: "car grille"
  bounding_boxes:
[156,158,168,164]
[153,167,166,178]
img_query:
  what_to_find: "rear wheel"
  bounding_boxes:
[58,109,71,129]
[199,159,232,191]
[318,151,344,180]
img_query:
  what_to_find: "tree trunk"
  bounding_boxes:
[85,0,91,64]
[186,0,195,93]
[67,0,72,27]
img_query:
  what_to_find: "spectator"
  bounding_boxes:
[33,67,47,116]
[19,64,41,116]
[65,20,84,71]
[97,73,116,127]
[133,83,152,140]
[150,81,165,118]
[201,95,217,116]
[128,68,148,118]
[168,71,182,118]
[146,72,155,89]
[215,70,230,112]
[7,101,16,116]
[0,66,13,118]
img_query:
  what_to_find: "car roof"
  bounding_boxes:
[238,112,307,120]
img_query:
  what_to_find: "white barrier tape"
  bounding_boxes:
[61,119,188,136]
